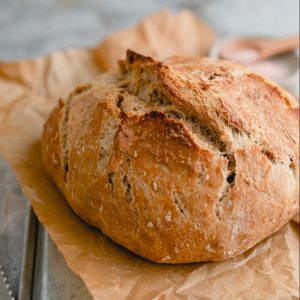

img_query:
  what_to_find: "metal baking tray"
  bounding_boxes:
[19,207,92,300]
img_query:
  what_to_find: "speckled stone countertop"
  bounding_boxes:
[0,0,298,298]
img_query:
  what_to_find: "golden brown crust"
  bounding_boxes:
[41,50,299,263]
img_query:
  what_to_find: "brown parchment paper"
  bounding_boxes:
[0,10,299,300]
[94,10,215,70]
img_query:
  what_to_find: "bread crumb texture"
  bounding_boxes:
[41,50,299,263]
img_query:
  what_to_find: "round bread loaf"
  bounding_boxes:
[42,50,299,263]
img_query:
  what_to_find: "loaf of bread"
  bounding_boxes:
[42,50,299,263]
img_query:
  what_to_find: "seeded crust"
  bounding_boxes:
[42,50,299,263]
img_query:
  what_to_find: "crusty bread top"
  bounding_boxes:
[121,51,299,163]
[42,50,299,263]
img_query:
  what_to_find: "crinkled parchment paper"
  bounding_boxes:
[0,10,299,300]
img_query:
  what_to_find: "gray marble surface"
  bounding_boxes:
[1,0,299,60]
[0,0,298,299]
